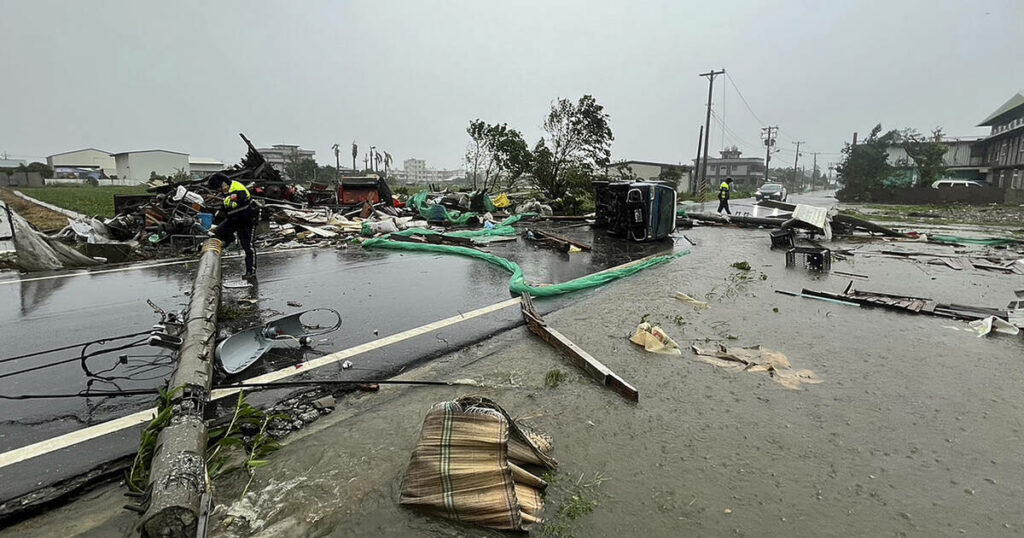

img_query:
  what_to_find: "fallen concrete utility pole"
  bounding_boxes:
[755,200,905,238]
[140,238,223,538]
[520,294,639,402]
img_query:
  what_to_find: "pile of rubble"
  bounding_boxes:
[6,134,563,270]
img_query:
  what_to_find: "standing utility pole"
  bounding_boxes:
[792,141,804,189]
[698,69,725,204]
[693,125,704,196]
[810,152,819,191]
[761,126,778,182]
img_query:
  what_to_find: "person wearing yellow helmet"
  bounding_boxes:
[208,173,258,280]
[717,177,733,215]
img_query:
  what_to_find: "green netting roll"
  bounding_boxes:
[408,191,479,224]
[928,235,1020,246]
[362,236,687,297]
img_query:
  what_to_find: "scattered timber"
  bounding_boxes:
[801,281,1006,321]
[520,294,639,402]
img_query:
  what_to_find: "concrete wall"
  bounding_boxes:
[0,172,44,187]
[47,149,116,177]
[115,152,189,183]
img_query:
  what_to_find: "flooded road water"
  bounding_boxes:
[178,223,1024,538]
[0,227,669,504]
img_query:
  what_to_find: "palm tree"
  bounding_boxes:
[331,143,341,180]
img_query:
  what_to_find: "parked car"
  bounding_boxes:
[755,182,787,202]
[931,179,984,189]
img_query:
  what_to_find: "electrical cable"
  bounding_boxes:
[0,331,151,365]
[725,72,767,127]
[0,378,483,400]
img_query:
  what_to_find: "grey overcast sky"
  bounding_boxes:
[2,0,1022,170]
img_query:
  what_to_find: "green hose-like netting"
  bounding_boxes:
[362,234,688,297]
[928,235,1020,246]
[408,191,478,224]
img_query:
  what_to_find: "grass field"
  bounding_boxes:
[15,185,150,218]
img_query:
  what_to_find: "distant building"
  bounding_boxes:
[188,157,225,179]
[256,144,316,178]
[46,148,116,177]
[0,158,27,169]
[976,91,1024,190]
[398,158,462,184]
[403,158,427,182]
[883,136,985,184]
[112,150,189,183]
[693,146,766,190]
[603,160,693,193]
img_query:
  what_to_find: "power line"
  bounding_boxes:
[709,110,757,151]
[725,73,767,126]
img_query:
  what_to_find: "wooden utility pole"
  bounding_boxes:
[693,125,704,196]
[792,141,804,189]
[698,69,725,204]
[810,152,819,191]
[761,126,777,182]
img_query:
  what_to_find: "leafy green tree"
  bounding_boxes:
[284,156,317,183]
[899,128,948,187]
[769,167,809,192]
[531,95,614,199]
[836,124,897,201]
[16,162,54,178]
[464,119,533,191]
[657,165,688,190]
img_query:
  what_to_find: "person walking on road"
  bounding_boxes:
[208,173,258,280]
[717,177,733,215]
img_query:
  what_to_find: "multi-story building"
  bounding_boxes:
[977,92,1024,190]
[693,146,766,190]
[256,144,316,178]
[398,159,462,184]
[403,159,427,182]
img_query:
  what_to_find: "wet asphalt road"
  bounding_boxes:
[0,221,671,503]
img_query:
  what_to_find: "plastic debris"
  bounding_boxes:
[967,316,1020,337]
[673,291,709,310]
[690,344,821,390]
[630,322,681,355]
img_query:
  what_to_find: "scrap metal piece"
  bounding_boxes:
[520,294,638,402]
[216,309,342,374]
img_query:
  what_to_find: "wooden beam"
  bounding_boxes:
[520,294,638,402]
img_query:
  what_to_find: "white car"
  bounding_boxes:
[931,179,983,189]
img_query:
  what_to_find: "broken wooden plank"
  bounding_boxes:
[530,228,592,251]
[520,294,638,402]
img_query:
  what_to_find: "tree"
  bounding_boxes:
[16,162,54,178]
[531,95,614,199]
[769,167,809,192]
[464,119,532,191]
[657,165,689,190]
[835,124,897,201]
[899,128,948,187]
[284,154,317,183]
